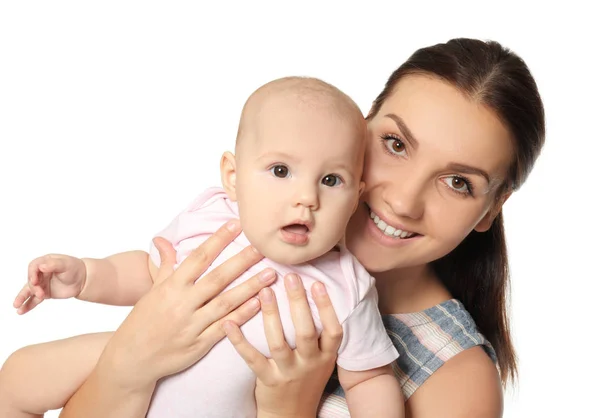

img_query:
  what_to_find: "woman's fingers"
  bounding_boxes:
[285,274,319,357]
[153,237,178,284]
[259,288,294,367]
[192,245,265,304]
[223,320,273,384]
[190,297,262,358]
[311,282,343,355]
[193,268,276,331]
[173,220,243,286]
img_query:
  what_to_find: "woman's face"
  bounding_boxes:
[346,74,514,273]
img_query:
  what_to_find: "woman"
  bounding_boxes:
[59,37,545,417]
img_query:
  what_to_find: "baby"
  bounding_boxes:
[2,77,403,417]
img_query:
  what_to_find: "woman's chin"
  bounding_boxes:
[346,227,394,272]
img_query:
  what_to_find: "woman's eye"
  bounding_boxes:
[270,165,289,178]
[442,176,471,194]
[382,136,407,156]
[322,174,342,187]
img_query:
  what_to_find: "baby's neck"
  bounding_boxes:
[373,265,452,315]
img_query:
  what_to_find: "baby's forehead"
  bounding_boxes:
[236,77,366,157]
[258,85,358,119]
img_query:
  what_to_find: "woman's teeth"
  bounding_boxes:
[370,211,416,239]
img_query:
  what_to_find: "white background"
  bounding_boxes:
[1,1,598,417]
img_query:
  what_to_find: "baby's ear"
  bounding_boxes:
[358,180,365,197]
[220,152,237,201]
[352,181,366,214]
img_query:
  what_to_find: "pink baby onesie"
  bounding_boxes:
[145,187,398,418]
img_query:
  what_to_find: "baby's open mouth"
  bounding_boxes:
[280,221,312,246]
[282,224,309,235]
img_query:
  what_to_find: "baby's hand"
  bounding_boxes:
[13,254,87,314]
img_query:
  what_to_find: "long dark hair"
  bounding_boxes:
[368,38,545,385]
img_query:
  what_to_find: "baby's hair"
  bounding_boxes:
[235,76,366,152]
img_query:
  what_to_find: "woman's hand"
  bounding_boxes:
[224,273,343,418]
[60,220,275,418]
[102,219,277,388]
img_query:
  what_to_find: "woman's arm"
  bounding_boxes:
[225,274,343,418]
[60,220,273,418]
[404,346,502,418]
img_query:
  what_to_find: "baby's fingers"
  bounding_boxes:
[28,255,64,286]
[27,256,46,285]
[16,293,44,315]
[38,256,66,274]
[27,277,46,300]
[13,284,32,308]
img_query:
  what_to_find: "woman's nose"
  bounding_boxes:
[382,180,425,220]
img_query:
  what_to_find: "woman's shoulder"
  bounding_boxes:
[405,345,502,417]
[383,298,498,399]
[319,298,502,417]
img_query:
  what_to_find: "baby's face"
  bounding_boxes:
[234,99,365,265]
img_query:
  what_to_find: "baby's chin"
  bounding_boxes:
[261,244,330,266]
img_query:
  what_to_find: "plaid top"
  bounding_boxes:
[318,298,497,417]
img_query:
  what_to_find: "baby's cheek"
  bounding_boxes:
[324,216,349,246]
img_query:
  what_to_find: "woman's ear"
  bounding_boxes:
[220,151,237,201]
[474,191,512,232]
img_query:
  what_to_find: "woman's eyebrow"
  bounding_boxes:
[384,113,419,150]
[445,162,491,183]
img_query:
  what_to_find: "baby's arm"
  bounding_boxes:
[334,257,404,416]
[78,250,156,305]
[15,250,157,314]
[338,364,404,417]
[0,332,113,417]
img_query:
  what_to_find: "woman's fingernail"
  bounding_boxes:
[260,288,273,302]
[248,297,260,309]
[251,246,261,254]
[285,274,299,290]
[314,282,327,296]
[227,220,240,231]
[260,269,275,282]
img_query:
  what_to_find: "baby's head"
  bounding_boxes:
[220,76,366,265]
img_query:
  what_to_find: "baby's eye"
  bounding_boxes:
[270,165,290,178]
[322,174,342,187]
